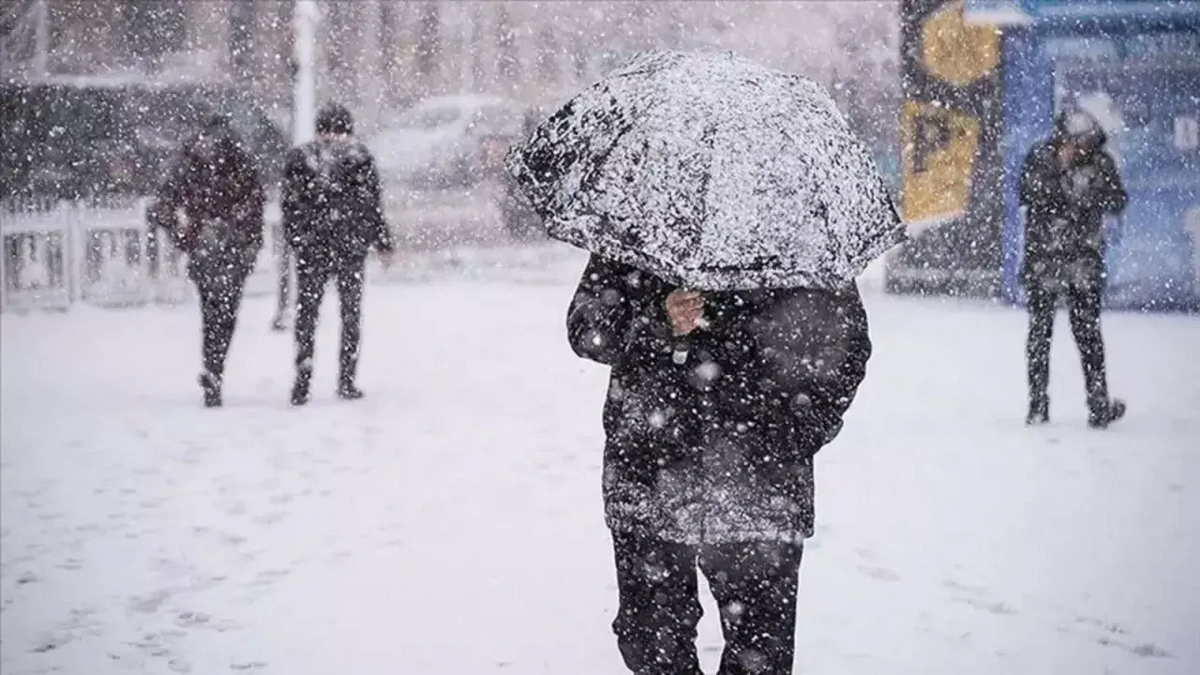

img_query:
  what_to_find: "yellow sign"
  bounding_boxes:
[900,100,980,223]
[921,0,1001,86]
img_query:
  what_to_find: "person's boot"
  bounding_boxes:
[337,358,362,400]
[199,372,222,408]
[291,368,312,406]
[270,314,288,332]
[336,380,364,400]
[1088,398,1126,429]
[1025,396,1049,426]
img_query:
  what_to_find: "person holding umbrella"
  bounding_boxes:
[508,51,904,675]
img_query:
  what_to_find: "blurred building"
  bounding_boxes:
[889,0,1200,311]
[4,1,900,142]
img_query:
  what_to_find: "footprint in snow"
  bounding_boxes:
[857,565,900,582]
[32,640,59,653]
[943,579,988,596]
[1096,634,1174,658]
[129,589,172,614]
[248,569,291,587]
[250,511,288,526]
[1076,615,1128,635]
[219,532,247,547]
[851,546,877,562]
[957,597,1018,616]
[174,611,211,628]
[1129,642,1172,658]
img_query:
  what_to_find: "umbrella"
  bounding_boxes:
[506,50,906,292]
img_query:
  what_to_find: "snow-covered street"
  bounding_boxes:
[2,246,1198,675]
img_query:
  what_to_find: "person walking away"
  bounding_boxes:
[1019,110,1128,428]
[146,114,265,407]
[283,102,394,405]
[568,255,873,675]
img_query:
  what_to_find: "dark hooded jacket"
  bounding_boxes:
[568,255,871,545]
[282,106,393,265]
[147,115,266,260]
[1019,112,1128,287]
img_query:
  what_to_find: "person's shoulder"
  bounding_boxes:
[1091,149,1120,171]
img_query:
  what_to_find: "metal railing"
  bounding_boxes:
[0,195,283,313]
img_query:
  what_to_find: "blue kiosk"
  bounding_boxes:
[970,0,1200,311]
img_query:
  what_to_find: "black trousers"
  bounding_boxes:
[189,257,252,381]
[612,531,804,675]
[294,253,365,386]
[1026,278,1109,413]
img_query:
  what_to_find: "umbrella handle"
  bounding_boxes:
[672,343,689,365]
[671,316,710,365]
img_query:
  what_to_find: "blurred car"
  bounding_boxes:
[368,94,529,192]
[369,94,545,238]
[1,78,286,202]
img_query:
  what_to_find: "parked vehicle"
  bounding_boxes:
[1,77,286,202]
[368,94,546,240]
[367,94,529,191]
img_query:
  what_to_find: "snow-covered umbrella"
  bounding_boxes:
[506,50,906,292]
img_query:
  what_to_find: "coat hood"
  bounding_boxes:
[1053,110,1107,153]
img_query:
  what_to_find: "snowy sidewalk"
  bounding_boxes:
[2,255,1198,674]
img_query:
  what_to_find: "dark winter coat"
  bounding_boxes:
[147,120,266,263]
[568,255,872,545]
[282,137,394,265]
[1019,123,1127,288]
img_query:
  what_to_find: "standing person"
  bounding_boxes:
[1019,110,1128,428]
[147,114,266,408]
[567,255,873,675]
[283,102,394,406]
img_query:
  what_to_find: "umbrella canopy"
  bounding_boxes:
[507,50,906,291]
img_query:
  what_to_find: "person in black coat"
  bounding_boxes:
[1019,110,1128,428]
[567,254,872,675]
[283,103,395,405]
[147,114,265,408]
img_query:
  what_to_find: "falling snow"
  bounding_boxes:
[2,2,1198,674]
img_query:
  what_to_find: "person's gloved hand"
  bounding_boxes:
[666,289,706,336]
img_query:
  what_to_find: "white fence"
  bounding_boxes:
[0,196,284,313]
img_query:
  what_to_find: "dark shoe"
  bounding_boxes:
[199,372,222,408]
[1088,398,1126,429]
[270,315,288,332]
[336,383,364,400]
[290,376,311,407]
[1025,399,1049,426]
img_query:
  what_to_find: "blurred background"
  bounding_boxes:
[1,0,1197,311]
[0,1,900,194]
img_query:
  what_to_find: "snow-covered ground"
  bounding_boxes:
[2,245,1198,675]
